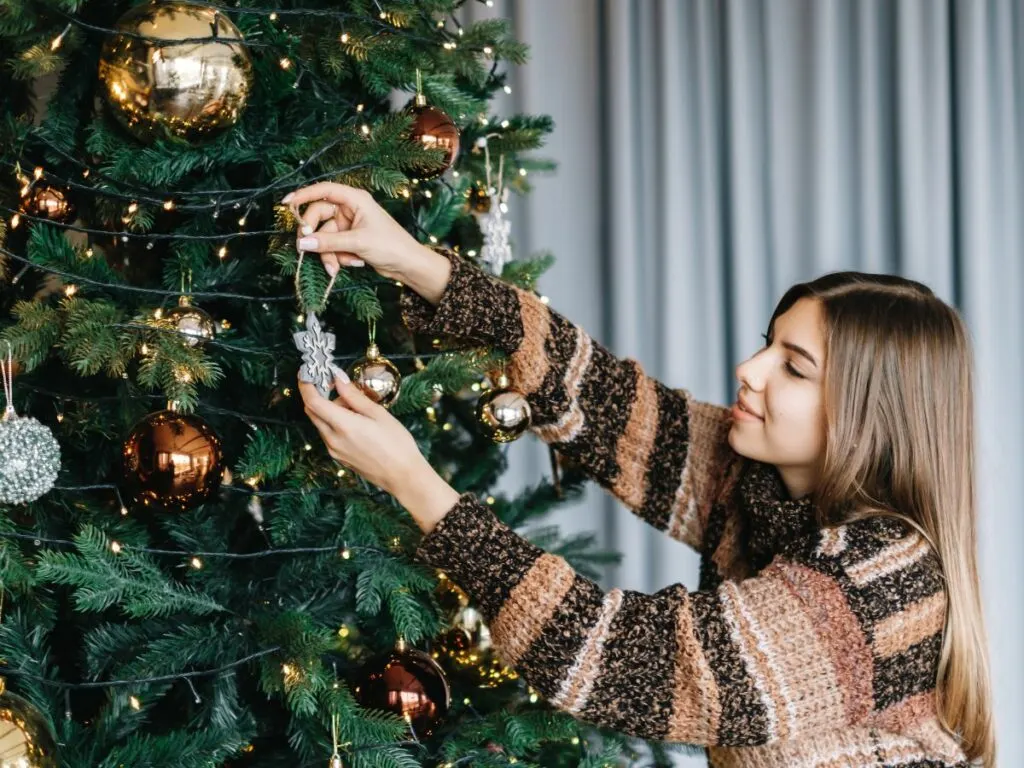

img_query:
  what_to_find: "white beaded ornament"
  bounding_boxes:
[0,344,61,505]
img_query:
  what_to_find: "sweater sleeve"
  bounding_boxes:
[414,495,948,748]
[401,248,736,553]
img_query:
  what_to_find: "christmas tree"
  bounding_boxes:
[0,1,684,765]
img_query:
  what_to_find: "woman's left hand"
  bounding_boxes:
[298,371,423,498]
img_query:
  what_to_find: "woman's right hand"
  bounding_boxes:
[282,182,423,281]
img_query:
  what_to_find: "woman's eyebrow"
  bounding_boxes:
[781,341,819,368]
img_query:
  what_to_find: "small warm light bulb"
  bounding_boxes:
[423,190,432,199]
[531,692,540,703]
[282,387,292,397]
[163,200,175,211]
[540,295,550,304]
[82,169,90,178]
[471,382,481,392]
[303,443,312,451]
[339,625,350,638]
[33,167,43,180]
[127,202,138,214]
[571,736,580,745]
[140,343,149,355]
[55,413,64,423]
[10,214,20,229]
[269,12,278,20]
[428,235,438,244]
[153,308,163,320]
[361,124,370,135]
[400,188,410,199]
[341,548,351,560]
[483,46,493,55]
[64,284,78,297]
[340,32,350,43]
[462,697,471,706]
[279,57,292,69]
[19,184,29,197]
[500,119,510,128]
[129,695,141,710]
[504,85,512,94]
[457,27,464,37]
[337,468,346,478]
[120,506,128,516]
[356,103,364,112]
[85,247,94,258]
[296,313,304,324]
[442,423,452,431]
[111,541,122,554]
[218,246,228,259]
[238,216,247,226]
[486,496,495,505]
[190,557,203,569]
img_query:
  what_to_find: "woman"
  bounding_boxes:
[285,182,994,767]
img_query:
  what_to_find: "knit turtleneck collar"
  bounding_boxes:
[738,460,819,569]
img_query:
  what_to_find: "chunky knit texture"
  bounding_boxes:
[401,250,968,768]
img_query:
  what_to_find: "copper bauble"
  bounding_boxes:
[475,374,531,443]
[122,409,223,511]
[163,296,215,347]
[98,1,253,143]
[20,183,76,224]
[348,343,401,409]
[408,95,460,180]
[354,641,450,737]
[0,681,58,767]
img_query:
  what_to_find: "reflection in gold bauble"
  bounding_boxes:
[348,344,401,409]
[354,640,450,737]
[0,680,58,767]
[98,1,253,143]
[475,374,531,443]
[122,409,223,512]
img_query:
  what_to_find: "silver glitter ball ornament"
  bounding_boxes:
[0,411,61,504]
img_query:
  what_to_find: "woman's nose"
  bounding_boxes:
[736,356,765,391]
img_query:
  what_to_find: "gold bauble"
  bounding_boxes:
[20,183,76,224]
[348,343,401,409]
[122,409,223,512]
[98,1,253,143]
[0,680,58,767]
[467,183,492,214]
[475,374,531,443]
[163,296,215,347]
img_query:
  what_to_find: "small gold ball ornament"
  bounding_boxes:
[20,183,76,224]
[475,373,531,443]
[348,343,401,409]
[0,680,59,767]
[98,1,254,144]
[467,183,492,214]
[163,296,215,347]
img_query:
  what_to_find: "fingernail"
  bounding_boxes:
[349,259,366,268]
[335,367,351,384]
[301,224,313,235]
[298,237,318,250]
[282,192,294,203]
[324,262,338,277]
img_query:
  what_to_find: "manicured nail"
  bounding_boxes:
[349,259,366,267]
[297,237,318,250]
[335,367,351,384]
[324,262,338,277]
[301,224,313,235]
[282,192,294,203]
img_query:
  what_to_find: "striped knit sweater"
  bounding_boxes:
[400,250,969,768]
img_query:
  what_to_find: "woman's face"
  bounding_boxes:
[727,297,827,499]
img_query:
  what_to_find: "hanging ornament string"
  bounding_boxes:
[2,342,15,421]
[330,711,343,768]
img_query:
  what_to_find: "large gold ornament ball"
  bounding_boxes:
[122,409,223,512]
[163,297,215,347]
[20,183,76,224]
[348,344,401,409]
[408,100,460,180]
[98,1,254,144]
[476,384,531,443]
[0,682,58,767]
[354,644,450,737]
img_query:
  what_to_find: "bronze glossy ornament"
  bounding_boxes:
[353,638,450,737]
[0,679,58,767]
[434,605,518,689]
[163,296,215,347]
[348,343,401,409]
[98,1,254,144]
[122,409,223,511]
[408,94,459,180]
[475,373,531,443]
[20,183,76,224]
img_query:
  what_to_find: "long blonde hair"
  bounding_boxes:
[770,272,994,766]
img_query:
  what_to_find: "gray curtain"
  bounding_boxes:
[466,1,1023,764]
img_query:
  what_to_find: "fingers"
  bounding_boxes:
[333,371,382,417]
[296,228,365,260]
[282,181,370,211]
[299,201,341,234]
[297,379,351,431]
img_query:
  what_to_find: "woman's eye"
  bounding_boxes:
[785,362,805,379]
